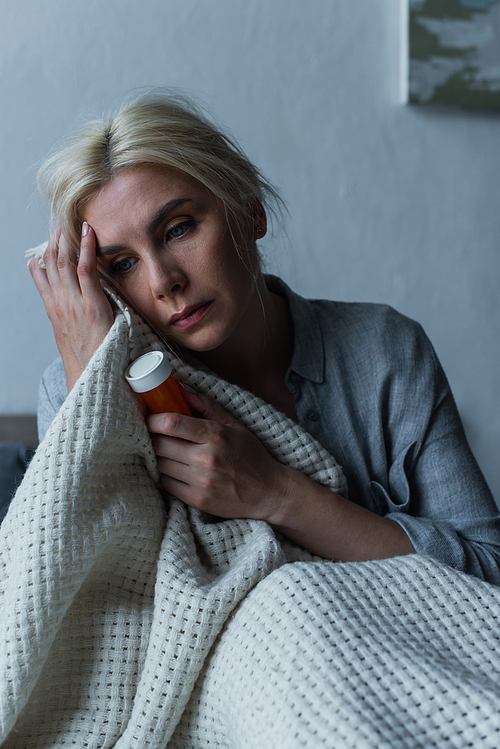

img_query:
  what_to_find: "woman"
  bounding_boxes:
[31,91,500,581]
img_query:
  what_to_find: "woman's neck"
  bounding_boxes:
[196,275,295,408]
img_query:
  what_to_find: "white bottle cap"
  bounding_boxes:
[125,351,173,393]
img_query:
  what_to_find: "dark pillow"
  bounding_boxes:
[0,443,36,524]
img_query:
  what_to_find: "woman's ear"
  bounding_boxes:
[250,199,267,240]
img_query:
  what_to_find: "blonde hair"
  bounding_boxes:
[38,90,284,256]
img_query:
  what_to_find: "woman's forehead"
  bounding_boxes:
[86,166,211,218]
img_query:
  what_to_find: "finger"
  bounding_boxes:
[44,227,81,297]
[179,390,240,427]
[29,257,51,299]
[76,223,102,296]
[159,474,191,504]
[156,456,191,483]
[147,411,215,444]
[55,231,81,295]
[43,228,64,288]
[150,433,191,464]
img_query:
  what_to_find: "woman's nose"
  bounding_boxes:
[147,259,186,299]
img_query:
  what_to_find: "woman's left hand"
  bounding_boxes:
[147,389,416,562]
[147,389,291,520]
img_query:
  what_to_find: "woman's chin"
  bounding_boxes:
[169,326,229,355]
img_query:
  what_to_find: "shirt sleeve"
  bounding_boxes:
[37,358,68,443]
[373,316,500,584]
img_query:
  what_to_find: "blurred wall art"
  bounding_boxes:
[404,0,500,110]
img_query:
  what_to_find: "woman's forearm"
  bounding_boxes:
[267,466,416,562]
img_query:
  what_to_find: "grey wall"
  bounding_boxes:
[1,0,499,502]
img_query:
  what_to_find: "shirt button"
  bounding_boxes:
[307,409,319,422]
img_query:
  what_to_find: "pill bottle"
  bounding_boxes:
[125,350,192,416]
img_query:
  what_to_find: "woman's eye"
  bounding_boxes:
[112,257,135,273]
[167,221,191,240]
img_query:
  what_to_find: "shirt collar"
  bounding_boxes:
[265,275,325,383]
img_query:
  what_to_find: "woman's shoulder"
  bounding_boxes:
[270,276,423,337]
[269,276,435,372]
[282,279,429,350]
[311,297,437,373]
[312,297,427,342]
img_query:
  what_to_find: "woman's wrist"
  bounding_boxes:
[263,464,326,529]
[264,465,415,562]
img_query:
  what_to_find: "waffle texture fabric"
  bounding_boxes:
[170,557,500,749]
[0,302,346,748]
[3,291,500,747]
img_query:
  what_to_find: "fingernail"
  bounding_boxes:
[82,221,89,237]
[181,382,196,393]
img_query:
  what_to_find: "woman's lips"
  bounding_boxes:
[170,301,213,329]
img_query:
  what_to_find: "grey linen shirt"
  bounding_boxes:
[37,276,500,584]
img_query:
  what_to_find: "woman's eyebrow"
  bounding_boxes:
[96,197,194,256]
[147,197,193,235]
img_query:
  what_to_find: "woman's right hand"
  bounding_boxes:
[29,223,115,392]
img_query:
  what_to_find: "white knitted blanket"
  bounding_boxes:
[2,304,500,749]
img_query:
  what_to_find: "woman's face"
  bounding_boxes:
[83,165,260,353]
